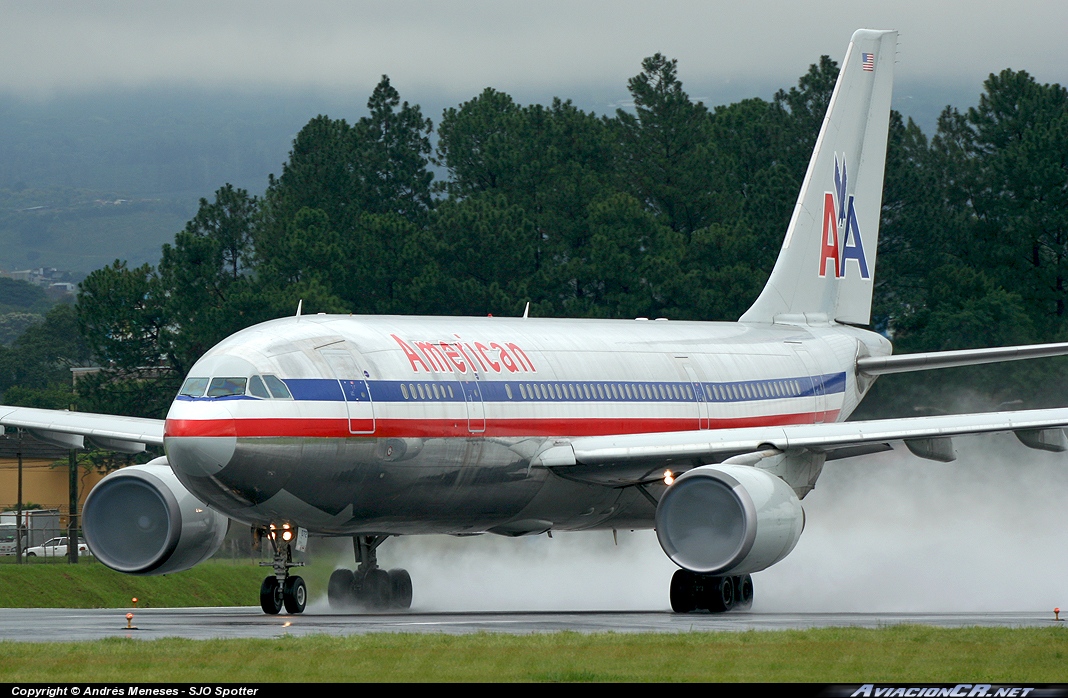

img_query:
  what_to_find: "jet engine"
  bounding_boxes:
[83,458,228,575]
[655,464,804,575]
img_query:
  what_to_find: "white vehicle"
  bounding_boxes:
[24,536,91,558]
[1,29,1067,615]
[0,524,15,556]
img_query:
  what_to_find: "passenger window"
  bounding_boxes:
[263,375,292,399]
[447,385,454,398]
[401,384,409,399]
[505,384,513,399]
[520,384,528,399]
[207,377,247,397]
[417,384,426,399]
[179,377,209,397]
[248,375,270,399]
[432,384,441,399]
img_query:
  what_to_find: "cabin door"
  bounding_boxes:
[674,357,709,430]
[459,380,486,433]
[320,350,376,434]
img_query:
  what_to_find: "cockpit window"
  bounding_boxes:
[262,374,291,399]
[248,375,270,398]
[207,377,247,397]
[179,377,209,397]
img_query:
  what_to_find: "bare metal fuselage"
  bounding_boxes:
[163,314,888,536]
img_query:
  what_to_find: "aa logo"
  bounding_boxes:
[818,155,870,279]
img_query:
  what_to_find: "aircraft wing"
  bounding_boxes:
[0,405,164,453]
[532,407,1068,486]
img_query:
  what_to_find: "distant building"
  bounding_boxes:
[1,268,79,295]
[0,436,105,531]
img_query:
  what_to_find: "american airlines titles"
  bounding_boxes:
[391,334,536,374]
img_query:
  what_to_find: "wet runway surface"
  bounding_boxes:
[4,607,1065,642]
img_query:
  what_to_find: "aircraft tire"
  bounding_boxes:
[283,575,307,614]
[388,569,413,609]
[259,576,283,615]
[328,568,355,609]
[364,568,391,609]
[705,575,735,613]
[734,574,754,610]
[670,569,697,613]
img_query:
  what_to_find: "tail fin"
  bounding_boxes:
[741,29,897,326]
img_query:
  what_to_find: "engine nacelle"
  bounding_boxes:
[655,464,804,575]
[83,458,228,575]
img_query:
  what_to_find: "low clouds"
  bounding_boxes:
[3,1,1066,100]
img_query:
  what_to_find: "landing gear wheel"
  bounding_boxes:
[328,569,355,609]
[670,571,742,613]
[707,575,734,613]
[260,576,283,615]
[388,569,413,609]
[362,568,391,609]
[670,570,697,613]
[283,575,307,614]
[734,574,754,610]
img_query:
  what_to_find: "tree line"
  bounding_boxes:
[3,53,1068,421]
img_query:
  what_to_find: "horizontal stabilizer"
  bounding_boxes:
[857,341,1068,376]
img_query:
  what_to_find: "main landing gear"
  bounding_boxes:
[670,570,754,613]
[328,535,413,611]
[259,530,307,615]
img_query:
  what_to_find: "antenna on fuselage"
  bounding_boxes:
[295,299,303,319]
[522,301,530,319]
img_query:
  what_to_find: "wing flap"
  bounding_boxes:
[0,405,165,449]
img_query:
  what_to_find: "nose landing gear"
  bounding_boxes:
[259,529,307,614]
[327,535,413,611]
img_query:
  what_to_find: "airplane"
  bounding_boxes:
[3,28,1068,615]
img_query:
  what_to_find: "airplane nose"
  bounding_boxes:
[164,403,237,478]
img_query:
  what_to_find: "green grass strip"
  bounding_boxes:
[0,560,264,608]
[2,627,1067,682]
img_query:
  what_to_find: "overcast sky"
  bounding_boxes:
[3,1,1066,107]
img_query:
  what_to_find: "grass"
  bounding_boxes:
[0,558,265,608]
[0,627,1066,682]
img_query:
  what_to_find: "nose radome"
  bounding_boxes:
[165,402,237,478]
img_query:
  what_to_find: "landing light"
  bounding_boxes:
[282,530,293,541]
[664,470,674,486]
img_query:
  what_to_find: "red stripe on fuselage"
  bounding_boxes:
[165,411,841,439]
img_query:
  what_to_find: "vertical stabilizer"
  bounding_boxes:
[741,29,896,326]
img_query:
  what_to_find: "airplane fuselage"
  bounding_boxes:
[163,314,890,536]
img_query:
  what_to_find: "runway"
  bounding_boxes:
[3,607,1064,642]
